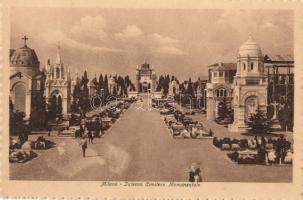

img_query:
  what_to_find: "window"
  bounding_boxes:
[250,63,254,70]
[216,88,227,97]
[243,63,246,70]
[219,71,224,77]
[213,72,217,77]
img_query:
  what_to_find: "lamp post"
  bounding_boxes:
[100,89,104,106]
[147,88,152,110]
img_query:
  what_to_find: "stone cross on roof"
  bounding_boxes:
[22,35,28,47]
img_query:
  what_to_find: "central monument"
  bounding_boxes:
[228,36,268,132]
[136,62,157,93]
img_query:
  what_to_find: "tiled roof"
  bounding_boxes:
[264,54,294,63]
[208,62,237,71]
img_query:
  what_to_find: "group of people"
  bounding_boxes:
[188,164,202,182]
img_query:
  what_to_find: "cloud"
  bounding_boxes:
[44,17,187,56]
[115,25,186,55]
[261,22,279,30]
[41,29,125,53]
[70,15,107,40]
[154,46,187,55]
[115,25,143,38]
[147,33,179,45]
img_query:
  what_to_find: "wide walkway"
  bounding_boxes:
[10,98,292,182]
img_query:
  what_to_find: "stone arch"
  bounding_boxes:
[11,81,27,92]
[50,89,64,98]
[240,91,265,105]
[49,89,64,116]
[244,95,259,121]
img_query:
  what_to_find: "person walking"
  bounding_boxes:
[80,135,87,158]
[88,130,93,144]
[79,125,84,138]
[188,169,195,182]
[194,167,202,182]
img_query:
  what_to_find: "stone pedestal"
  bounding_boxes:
[228,123,248,133]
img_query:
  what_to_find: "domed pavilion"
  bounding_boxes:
[10,36,45,119]
[228,35,268,132]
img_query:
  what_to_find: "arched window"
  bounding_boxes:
[14,83,26,113]
[216,90,220,97]
[56,68,60,78]
[243,63,246,70]
[250,62,254,70]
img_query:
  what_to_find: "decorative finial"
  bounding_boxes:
[22,35,28,47]
[57,41,61,51]
[248,33,253,40]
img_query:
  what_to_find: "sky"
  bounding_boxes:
[10,8,293,81]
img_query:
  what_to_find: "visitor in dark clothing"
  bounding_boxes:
[88,130,93,144]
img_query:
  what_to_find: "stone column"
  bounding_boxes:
[207,98,215,120]
[62,97,68,115]
[25,91,32,119]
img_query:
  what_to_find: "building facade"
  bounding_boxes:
[265,54,294,119]
[168,79,180,96]
[196,78,208,110]
[9,37,45,119]
[205,36,292,132]
[44,44,72,115]
[228,36,268,132]
[108,74,118,95]
[206,63,236,120]
[136,62,157,93]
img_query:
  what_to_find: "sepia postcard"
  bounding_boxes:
[1,0,303,199]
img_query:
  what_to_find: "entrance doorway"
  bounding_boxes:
[14,83,26,113]
[245,96,258,121]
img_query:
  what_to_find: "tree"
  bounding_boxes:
[113,86,117,96]
[57,96,63,114]
[47,95,57,120]
[164,75,170,95]
[92,75,98,88]
[247,107,271,134]
[157,75,164,91]
[117,76,125,96]
[179,83,185,94]
[78,70,90,115]
[9,98,29,137]
[217,97,228,120]
[278,104,292,131]
[98,74,104,95]
[71,79,81,112]
[29,96,47,130]
[104,75,109,99]
[186,78,195,97]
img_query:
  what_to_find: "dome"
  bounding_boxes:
[10,46,40,68]
[238,36,262,57]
